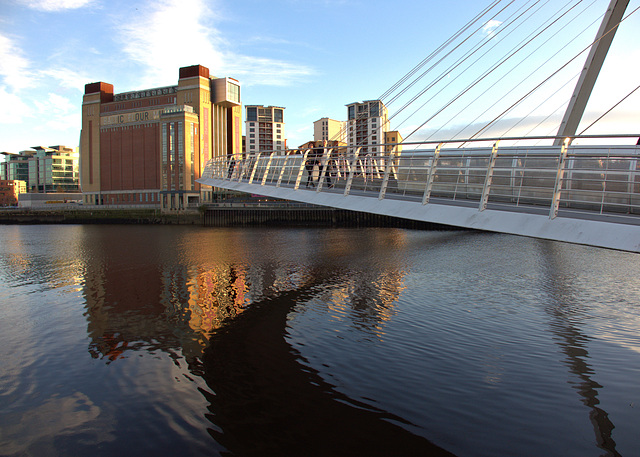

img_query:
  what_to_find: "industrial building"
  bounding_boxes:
[80,64,241,209]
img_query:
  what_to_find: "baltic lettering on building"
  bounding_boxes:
[101,109,162,126]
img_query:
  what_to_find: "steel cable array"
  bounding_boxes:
[315,0,636,153]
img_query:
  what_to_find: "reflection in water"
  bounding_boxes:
[0,392,115,456]
[78,226,446,454]
[3,225,639,456]
[187,265,250,336]
[200,267,454,456]
[540,242,620,457]
[0,225,85,294]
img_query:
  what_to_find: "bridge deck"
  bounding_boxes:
[198,144,640,252]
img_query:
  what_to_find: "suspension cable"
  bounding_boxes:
[578,84,640,135]
[449,0,600,140]
[378,0,503,103]
[326,1,508,145]
[404,0,588,143]
[465,4,640,142]
[393,0,559,138]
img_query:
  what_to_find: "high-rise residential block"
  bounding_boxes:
[345,100,389,155]
[245,105,285,153]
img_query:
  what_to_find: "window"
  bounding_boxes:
[277,135,281,139]
[348,105,355,120]
[250,139,255,143]
[274,109,283,123]
[249,128,255,132]
[250,134,255,138]
[227,82,240,103]
[247,107,257,121]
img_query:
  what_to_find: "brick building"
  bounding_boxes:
[80,64,241,209]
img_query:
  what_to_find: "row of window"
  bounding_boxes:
[106,192,159,203]
[248,122,283,129]
[249,134,282,139]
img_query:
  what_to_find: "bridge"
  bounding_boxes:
[198,136,640,253]
[199,0,639,252]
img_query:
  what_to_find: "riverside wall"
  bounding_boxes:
[0,209,200,225]
[0,205,454,230]
[202,205,451,230]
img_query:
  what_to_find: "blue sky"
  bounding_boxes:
[1,0,639,155]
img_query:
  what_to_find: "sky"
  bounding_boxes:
[1,0,639,156]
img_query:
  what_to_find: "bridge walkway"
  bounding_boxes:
[198,141,640,252]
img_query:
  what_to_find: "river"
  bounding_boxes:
[0,224,638,456]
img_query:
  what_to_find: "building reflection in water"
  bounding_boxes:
[0,225,86,294]
[186,265,249,337]
[78,226,445,454]
[198,265,454,457]
[81,226,409,362]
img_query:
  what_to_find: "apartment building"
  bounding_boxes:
[0,152,29,183]
[0,179,26,206]
[313,117,346,143]
[245,105,285,153]
[345,100,389,155]
[385,130,403,153]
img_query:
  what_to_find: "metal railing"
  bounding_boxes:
[202,135,640,221]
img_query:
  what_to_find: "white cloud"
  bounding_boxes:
[482,20,502,37]
[0,86,32,124]
[0,33,33,90]
[117,0,225,88]
[19,0,94,11]
[117,0,313,89]
[39,68,90,91]
[227,56,314,87]
[33,93,77,118]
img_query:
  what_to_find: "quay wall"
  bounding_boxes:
[0,209,200,225]
[0,205,454,230]
[202,205,451,230]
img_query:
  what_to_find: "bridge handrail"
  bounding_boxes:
[202,138,639,222]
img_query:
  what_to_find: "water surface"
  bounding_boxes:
[0,224,639,456]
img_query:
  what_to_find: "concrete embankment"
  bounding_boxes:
[0,209,201,225]
[202,204,451,230]
[0,205,455,230]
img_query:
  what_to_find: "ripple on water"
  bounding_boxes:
[1,225,639,457]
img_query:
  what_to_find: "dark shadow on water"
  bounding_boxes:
[540,242,621,457]
[200,269,456,457]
